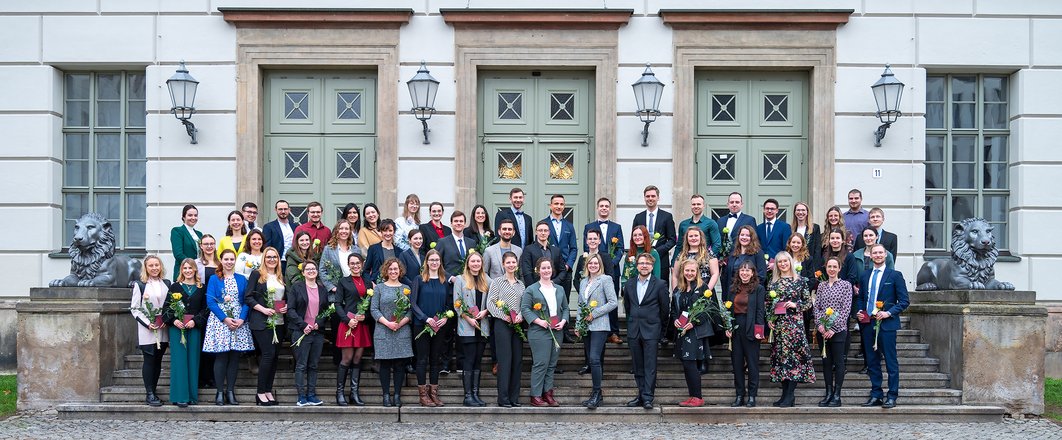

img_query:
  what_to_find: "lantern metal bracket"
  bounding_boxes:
[873,121,890,148]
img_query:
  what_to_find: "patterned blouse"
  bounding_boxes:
[486,275,525,319]
[814,279,853,332]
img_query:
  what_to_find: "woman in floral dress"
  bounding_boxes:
[767,250,814,408]
[203,248,254,406]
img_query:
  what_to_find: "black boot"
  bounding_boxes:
[471,370,486,406]
[827,384,843,407]
[817,385,832,407]
[393,391,402,407]
[779,381,796,408]
[382,393,393,407]
[215,390,224,406]
[145,392,162,407]
[462,371,477,407]
[772,381,787,407]
[336,364,349,406]
[226,390,240,405]
[349,366,365,406]
[730,395,745,407]
[584,389,602,409]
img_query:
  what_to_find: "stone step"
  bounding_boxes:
[98,385,964,406]
[56,403,1001,423]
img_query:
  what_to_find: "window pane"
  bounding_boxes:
[926,135,945,161]
[952,103,976,129]
[926,163,944,189]
[65,101,89,127]
[952,136,975,161]
[126,193,146,248]
[926,103,944,129]
[984,135,1008,162]
[63,193,88,244]
[925,223,945,249]
[983,76,1007,102]
[126,73,145,100]
[925,195,944,222]
[951,135,976,189]
[951,76,976,102]
[983,195,1008,222]
[983,103,1007,129]
[96,74,121,99]
[983,163,1007,189]
[952,164,975,189]
[991,222,1007,249]
[926,76,945,102]
[64,134,89,187]
[97,134,120,159]
[97,101,121,127]
[951,195,976,221]
[126,99,145,127]
[95,134,121,187]
[65,74,90,100]
[95,193,121,237]
[126,134,146,187]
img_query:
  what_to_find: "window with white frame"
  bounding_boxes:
[62,72,146,249]
[924,74,1010,251]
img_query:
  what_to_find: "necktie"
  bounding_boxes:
[868,269,881,311]
[457,238,466,259]
[767,221,773,238]
[648,212,655,233]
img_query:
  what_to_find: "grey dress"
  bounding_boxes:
[370,283,414,359]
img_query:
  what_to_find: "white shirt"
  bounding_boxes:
[637,277,650,303]
[868,265,886,310]
[796,225,807,236]
[541,284,558,317]
[725,211,741,232]
[279,220,294,259]
[234,253,262,277]
[184,225,199,243]
[338,247,353,277]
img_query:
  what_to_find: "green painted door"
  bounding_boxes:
[696,72,807,221]
[265,72,376,222]
[479,72,593,225]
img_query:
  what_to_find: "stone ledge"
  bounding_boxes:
[910,290,1037,305]
[441,9,633,29]
[908,303,1048,317]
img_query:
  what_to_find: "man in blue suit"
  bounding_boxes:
[544,194,578,292]
[262,200,300,273]
[584,197,624,344]
[755,198,791,263]
[716,192,757,257]
[857,244,910,409]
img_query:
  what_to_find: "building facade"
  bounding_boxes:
[1,0,1059,305]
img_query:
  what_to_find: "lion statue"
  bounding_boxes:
[49,212,142,288]
[916,217,1014,291]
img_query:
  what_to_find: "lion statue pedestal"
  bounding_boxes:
[50,212,141,288]
[916,217,1014,291]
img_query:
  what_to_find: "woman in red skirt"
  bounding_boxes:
[335,253,373,405]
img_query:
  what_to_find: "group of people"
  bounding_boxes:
[132,186,908,409]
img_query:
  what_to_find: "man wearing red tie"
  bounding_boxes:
[857,244,910,409]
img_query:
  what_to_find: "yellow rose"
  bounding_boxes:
[589,300,598,307]
[444,310,455,318]
[825,307,834,316]
[769,290,777,298]
[454,300,463,309]
[171,293,181,300]
[495,300,505,308]
[724,301,733,309]
[366,288,374,296]
[245,261,253,268]
[703,291,713,299]
[403,288,411,296]
[429,242,437,249]
[722,227,730,234]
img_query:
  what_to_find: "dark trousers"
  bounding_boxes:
[628,336,659,402]
[460,336,486,372]
[487,317,498,364]
[139,343,168,394]
[863,327,899,400]
[213,351,240,393]
[583,331,607,391]
[681,359,702,398]
[730,323,760,397]
[608,309,620,337]
[292,330,324,397]
[378,358,408,396]
[414,323,448,385]
[821,331,848,390]
[251,328,279,393]
[493,319,523,404]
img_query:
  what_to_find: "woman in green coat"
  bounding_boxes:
[170,205,203,279]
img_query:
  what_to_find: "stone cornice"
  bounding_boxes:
[441,9,633,29]
[220,8,413,28]
[660,9,852,30]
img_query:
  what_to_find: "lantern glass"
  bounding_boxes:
[166,61,198,120]
[872,65,904,124]
[632,64,664,123]
[407,61,439,113]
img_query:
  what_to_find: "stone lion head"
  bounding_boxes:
[951,217,999,276]
[69,212,116,279]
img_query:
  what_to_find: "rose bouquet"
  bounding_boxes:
[607,236,620,258]
[167,292,188,346]
[720,228,732,259]
[496,299,526,342]
[818,307,836,357]
[454,298,486,337]
[264,287,281,344]
[416,310,455,340]
[715,299,737,350]
[392,288,412,323]
[475,231,492,255]
[131,293,164,349]
[293,303,336,347]
[574,298,598,342]
[533,302,561,349]
[872,300,885,351]
[346,288,373,338]
[676,290,713,337]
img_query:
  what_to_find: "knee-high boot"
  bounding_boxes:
[349,365,365,406]
[336,364,349,406]
[471,370,486,406]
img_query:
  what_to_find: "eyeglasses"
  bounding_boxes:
[304,268,318,272]
[243,210,258,215]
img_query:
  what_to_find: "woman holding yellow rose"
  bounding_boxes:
[165,258,207,407]
[725,260,766,407]
[814,257,852,407]
[766,250,815,408]
[370,258,413,407]
[521,257,568,407]
[575,253,618,409]
[410,249,451,407]
[335,252,373,406]
[453,251,491,407]
[486,251,525,407]
[670,259,715,407]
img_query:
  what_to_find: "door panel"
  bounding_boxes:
[324,136,375,217]
[749,138,805,222]
[269,77,321,134]
[751,80,805,137]
[697,80,748,137]
[483,137,536,217]
[537,79,590,135]
[482,77,535,134]
[324,77,376,134]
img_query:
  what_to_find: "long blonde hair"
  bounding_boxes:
[461,251,489,292]
[678,227,714,265]
[140,255,165,283]
[676,259,704,292]
[420,249,448,282]
[175,258,202,288]
[257,246,285,286]
[771,250,797,281]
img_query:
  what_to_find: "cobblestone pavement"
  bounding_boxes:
[1,411,1061,439]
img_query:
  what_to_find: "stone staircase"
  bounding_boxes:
[57,315,1005,422]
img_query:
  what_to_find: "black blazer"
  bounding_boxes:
[632,209,678,268]
[337,275,372,318]
[435,233,477,277]
[622,276,670,340]
[398,248,424,286]
[365,242,398,284]
[519,242,567,287]
[670,285,714,339]
[418,222,452,251]
[725,284,766,341]
[854,229,899,257]
[285,279,330,333]
[797,224,823,265]
[242,270,283,331]
[495,207,534,248]
[164,282,207,329]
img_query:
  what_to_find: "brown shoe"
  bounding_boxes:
[418,385,436,407]
[529,396,549,407]
[544,389,560,407]
[492,363,499,376]
[429,384,444,407]
[608,334,623,345]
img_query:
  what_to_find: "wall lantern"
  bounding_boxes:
[871,64,904,147]
[166,61,199,144]
[407,61,440,144]
[632,63,665,147]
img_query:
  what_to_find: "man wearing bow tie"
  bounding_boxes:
[584,197,625,344]
[494,187,534,249]
[716,192,758,255]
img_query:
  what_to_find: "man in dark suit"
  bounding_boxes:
[857,244,910,409]
[716,191,758,243]
[262,200,300,273]
[544,195,578,291]
[755,198,791,263]
[418,201,451,251]
[632,185,677,285]
[494,187,534,249]
[623,252,670,409]
[855,207,899,256]
[519,221,566,288]
[436,210,476,279]
[584,197,624,344]
[241,202,260,231]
